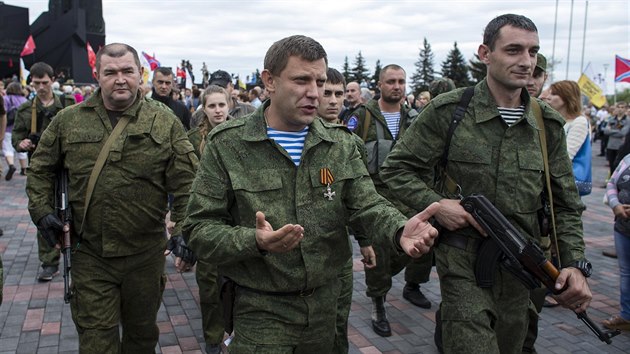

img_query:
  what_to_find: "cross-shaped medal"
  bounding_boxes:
[324,183,336,200]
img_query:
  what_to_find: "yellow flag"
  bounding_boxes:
[577,73,607,108]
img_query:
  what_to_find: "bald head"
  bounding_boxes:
[346,82,361,107]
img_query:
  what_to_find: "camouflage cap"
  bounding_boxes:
[429,78,456,98]
[536,53,547,72]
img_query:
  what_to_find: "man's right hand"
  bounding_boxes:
[18,138,34,151]
[255,211,304,253]
[435,199,487,236]
[37,213,63,248]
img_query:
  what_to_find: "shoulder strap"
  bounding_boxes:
[79,116,131,235]
[361,109,372,142]
[30,98,38,134]
[531,98,560,267]
[439,86,475,169]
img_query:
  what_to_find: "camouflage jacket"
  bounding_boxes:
[348,99,419,143]
[184,101,407,292]
[381,79,586,266]
[12,93,76,152]
[26,89,198,257]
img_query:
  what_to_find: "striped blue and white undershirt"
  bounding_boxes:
[498,105,525,126]
[382,111,401,139]
[267,126,309,166]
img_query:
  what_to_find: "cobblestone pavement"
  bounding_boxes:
[0,147,628,354]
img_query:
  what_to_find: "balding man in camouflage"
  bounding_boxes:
[26,43,198,353]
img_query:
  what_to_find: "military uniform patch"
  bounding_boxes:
[347,116,358,131]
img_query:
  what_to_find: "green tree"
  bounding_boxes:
[441,42,471,87]
[342,56,351,83]
[410,37,435,94]
[371,59,382,87]
[351,51,370,85]
[468,53,487,84]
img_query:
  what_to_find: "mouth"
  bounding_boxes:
[300,105,317,114]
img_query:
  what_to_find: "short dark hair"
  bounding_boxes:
[6,82,24,95]
[95,43,141,72]
[326,68,345,88]
[483,14,538,50]
[30,62,54,79]
[264,35,327,76]
[154,67,173,78]
[379,64,405,81]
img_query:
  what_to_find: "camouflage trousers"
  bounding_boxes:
[333,257,353,354]
[436,242,529,354]
[195,259,224,345]
[37,230,60,267]
[365,233,433,298]
[229,279,339,353]
[70,244,166,354]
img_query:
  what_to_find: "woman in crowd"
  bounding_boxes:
[604,152,630,331]
[186,85,232,354]
[544,80,590,160]
[3,82,28,180]
[415,91,431,111]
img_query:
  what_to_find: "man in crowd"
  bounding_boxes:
[184,35,440,353]
[12,62,75,282]
[26,43,198,353]
[348,64,429,337]
[152,67,192,130]
[526,53,548,98]
[381,14,592,353]
[339,81,362,123]
[249,86,263,108]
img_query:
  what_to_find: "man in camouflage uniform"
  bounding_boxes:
[381,14,592,354]
[348,64,431,337]
[26,43,198,353]
[184,35,440,353]
[12,62,75,282]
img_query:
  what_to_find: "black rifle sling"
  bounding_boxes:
[436,86,474,195]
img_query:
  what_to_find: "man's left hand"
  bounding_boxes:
[553,267,592,313]
[165,235,197,272]
[400,202,441,258]
[360,246,376,269]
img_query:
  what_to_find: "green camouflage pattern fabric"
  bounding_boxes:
[381,79,586,353]
[26,88,198,257]
[429,78,457,98]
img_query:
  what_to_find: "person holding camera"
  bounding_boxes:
[12,61,75,282]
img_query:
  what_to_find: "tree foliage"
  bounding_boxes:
[468,53,487,84]
[441,42,471,87]
[342,56,351,84]
[372,59,382,87]
[350,51,370,85]
[410,37,435,94]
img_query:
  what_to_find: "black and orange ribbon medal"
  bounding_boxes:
[320,168,335,200]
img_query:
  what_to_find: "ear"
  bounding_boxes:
[478,44,491,65]
[261,69,275,94]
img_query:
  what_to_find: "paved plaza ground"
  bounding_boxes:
[0,146,629,353]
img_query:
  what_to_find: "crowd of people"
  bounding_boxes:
[0,12,628,354]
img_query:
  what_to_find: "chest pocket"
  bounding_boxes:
[65,130,104,174]
[448,140,492,186]
[231,169,284,215]
[119,130,168,177]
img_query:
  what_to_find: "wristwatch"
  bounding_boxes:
[568,259,592,278]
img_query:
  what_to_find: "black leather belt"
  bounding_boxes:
[237,284,317,297]
[439,233,484,253]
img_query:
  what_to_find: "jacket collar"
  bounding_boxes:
[471,79,537,129]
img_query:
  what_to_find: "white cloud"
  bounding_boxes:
[11,0,630,93]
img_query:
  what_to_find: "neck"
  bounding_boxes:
[39,94,55,106]
[486,78,523,108]
[265,106,306,132]
[378,99,400,113]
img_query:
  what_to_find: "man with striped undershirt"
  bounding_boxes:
[348,64,431,337]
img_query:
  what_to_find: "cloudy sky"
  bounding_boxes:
[10,0,630,94]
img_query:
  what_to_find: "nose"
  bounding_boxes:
[306,81,319,99]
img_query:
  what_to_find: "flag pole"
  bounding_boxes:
[579,1,588,75]
[551,0,559,83]
[566,0,574,80]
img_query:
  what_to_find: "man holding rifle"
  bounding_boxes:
[381,14,592,354]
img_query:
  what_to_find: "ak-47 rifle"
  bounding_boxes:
[460,194,620,344]
[55,168,73,304]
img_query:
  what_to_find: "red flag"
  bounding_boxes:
[141,52,161,71]
[616,55,630,83]
[176,67,186,79]
[20,35,35,57]
[87,42,97,78]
